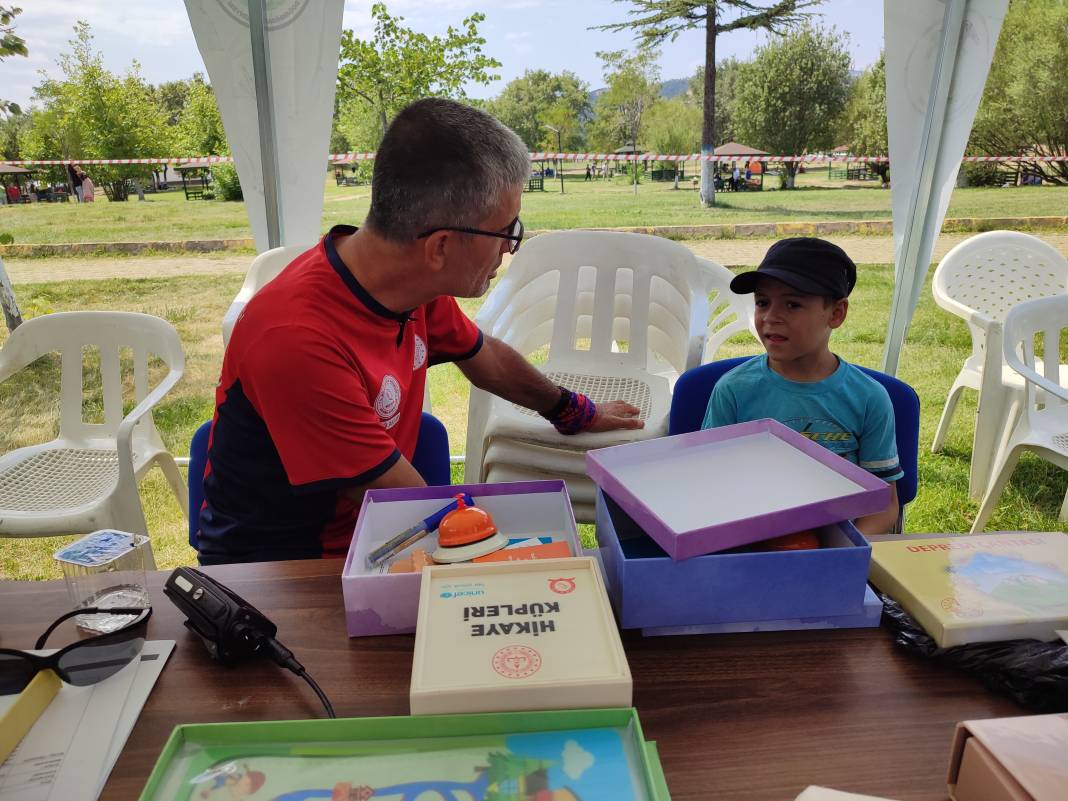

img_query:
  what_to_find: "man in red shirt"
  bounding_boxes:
[199,98,642,564]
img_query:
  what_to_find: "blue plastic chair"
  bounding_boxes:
[668,356,920,515]
[187,412,452,549]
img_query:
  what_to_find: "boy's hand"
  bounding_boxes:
[587,400,644,433]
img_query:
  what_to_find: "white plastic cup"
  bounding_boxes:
[53,530,153,633]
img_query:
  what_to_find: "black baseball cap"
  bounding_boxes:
[730,237,857,299]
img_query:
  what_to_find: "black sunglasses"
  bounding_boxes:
[417,216,524,255]
[0,606,151,694]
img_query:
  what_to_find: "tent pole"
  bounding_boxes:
[881,0,967,375]
[248,0,282,249]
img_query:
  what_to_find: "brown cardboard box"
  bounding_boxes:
[948,714,1068,801]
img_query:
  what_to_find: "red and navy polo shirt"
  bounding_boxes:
[197,225,483,564]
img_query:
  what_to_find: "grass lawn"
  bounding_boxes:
[2,173,1066,245]
[1,263,1065,581]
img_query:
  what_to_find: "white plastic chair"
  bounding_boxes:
[696,255,756,361]
[0,311,185,537]
[971,294,1068,532]
[464,230,715,520]
[221,245,309,346]
[930,231,1068,499]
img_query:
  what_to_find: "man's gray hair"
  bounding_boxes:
[365,98,531,243]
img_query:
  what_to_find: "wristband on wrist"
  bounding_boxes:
[544,388,597,435]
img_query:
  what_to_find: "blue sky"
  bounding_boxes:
[4,0,883,112]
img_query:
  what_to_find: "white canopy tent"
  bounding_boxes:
[184,0,1010,374]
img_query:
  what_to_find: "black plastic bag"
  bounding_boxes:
[880,594,1068,712]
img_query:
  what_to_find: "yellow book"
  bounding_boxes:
[870,533,1068,647]
[0,669,61,763]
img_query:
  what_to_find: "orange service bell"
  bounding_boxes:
[432,494,509,563]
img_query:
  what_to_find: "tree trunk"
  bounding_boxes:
[784,162,797,189]
[0,257,23,332]
[699,4,717,208]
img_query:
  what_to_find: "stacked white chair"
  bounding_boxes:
[0,311,185,537]
[971,294,1068,532]
[221,244,310,346]
[463,230,752,521]
[930,231,1068,498]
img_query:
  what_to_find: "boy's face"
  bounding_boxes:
[753,276,847,364]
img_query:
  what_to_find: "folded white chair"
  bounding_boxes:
[971,294,1068,532]
[0,311,185,537]
[930,231,1068,499]
[463,231,714,519]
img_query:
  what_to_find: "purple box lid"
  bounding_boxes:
[585,418,890,561]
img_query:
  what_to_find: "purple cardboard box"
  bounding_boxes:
[595,489,873,630]
[586,418,890,560]
[641,584,883,637]
[342,481,581,637]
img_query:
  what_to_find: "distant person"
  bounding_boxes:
[67,163,83,202]
[81,171,96,203]
[4,183,18,203]
[585,164,592,181]
[731,164,740,191]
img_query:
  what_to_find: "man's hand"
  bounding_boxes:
[587,400,644,433]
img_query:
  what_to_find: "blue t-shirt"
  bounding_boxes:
[701,355,903,483]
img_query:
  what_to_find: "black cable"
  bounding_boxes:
[263,636,337,719]
[295,669,336,719]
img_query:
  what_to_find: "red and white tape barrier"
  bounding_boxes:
[3,153,1066,166]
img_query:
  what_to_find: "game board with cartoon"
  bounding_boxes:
[151,726,653,801]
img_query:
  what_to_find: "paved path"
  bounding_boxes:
[6,232,1068,284]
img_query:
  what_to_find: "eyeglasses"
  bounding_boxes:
[417,216,524,255]
[0,606,151,694]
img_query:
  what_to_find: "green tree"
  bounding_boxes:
[730,24,851,188]
[1,4,27,116]
[588,48,661,158]
[21,21,171,199]
[595,0,819,206]
[176,76,227,156]
[687,56,744,146]
[0,109,28,159]
[836,54,888,183]
[336,2,501,146]
[969,0,1068,185]
[488,69,590,150]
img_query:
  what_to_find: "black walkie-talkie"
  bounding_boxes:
[163,567,277,665]
[163,567,336,717]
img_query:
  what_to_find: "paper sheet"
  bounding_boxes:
[0,640,174,801]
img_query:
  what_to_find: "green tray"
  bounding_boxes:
[140,707,670,801]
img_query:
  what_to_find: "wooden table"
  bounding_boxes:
[0,560,1020,801]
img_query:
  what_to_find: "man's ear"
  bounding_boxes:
[829,297,848,329]
[422,231,450,274]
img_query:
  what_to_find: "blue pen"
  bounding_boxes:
[365,494,475,568]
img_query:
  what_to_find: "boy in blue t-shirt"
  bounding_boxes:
[701,237,903,535]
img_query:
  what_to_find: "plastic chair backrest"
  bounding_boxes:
[187,412,451,550]
[668,357,920,507]
[0,311,184,445]
[933,231,1068,362]
[1003,294,1068,423]
[694,256,756,361]
[479,231,710,374]
[242,245,309,296]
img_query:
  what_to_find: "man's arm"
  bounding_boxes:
[342,456,426,508]
[854,480,899,536]
[456,334,643,433]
